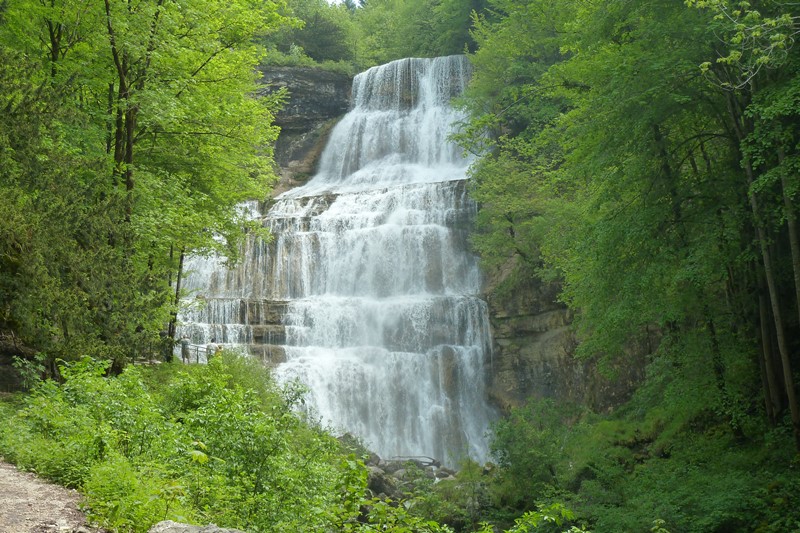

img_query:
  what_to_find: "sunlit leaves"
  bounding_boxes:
[464,0,754,363]
[0,0,291,362]
[687,0,799,88]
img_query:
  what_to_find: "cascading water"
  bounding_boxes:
[179,55,496,465]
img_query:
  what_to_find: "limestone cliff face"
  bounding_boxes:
[484,257,649,412]
[483,258,575,411]
[257,66,352,195]
[260,66,645,414]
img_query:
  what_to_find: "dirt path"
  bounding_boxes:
[0,460,100,533]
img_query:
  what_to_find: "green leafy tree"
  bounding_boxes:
[0,0,290,367]
[354,0,487,66]
[461,0,800,528]
[289,0,358,63]
[686,0,800,448]
[463,0,783,438]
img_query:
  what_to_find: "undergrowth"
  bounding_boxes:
[4,349,790,532]
[0,354,364,532]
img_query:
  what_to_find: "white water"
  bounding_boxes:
[179,56,495,465]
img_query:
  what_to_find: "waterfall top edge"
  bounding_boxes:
[275,55,473,198]
[351,55,472,110]
[356,54,469,75]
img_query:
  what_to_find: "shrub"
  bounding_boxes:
[84,454,195,533]
[0,354,370,531]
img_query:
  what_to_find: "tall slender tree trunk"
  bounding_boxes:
[746,162,800,449]
[727,90,800,450]
[167,248,185,341]
[778,146,800,327]
[758,289,781,424]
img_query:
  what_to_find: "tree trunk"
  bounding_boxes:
[746,161,800,449]
[778,146,800,328]
[758,289,780,424]
[167,248,185,341]
[726,90,800,450]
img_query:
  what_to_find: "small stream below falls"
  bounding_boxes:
[178,55,496,466]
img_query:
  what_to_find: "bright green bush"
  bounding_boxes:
[0,373,105,486]
[0,354,364,531]
[84,454,195,533]
[14,353,766,533]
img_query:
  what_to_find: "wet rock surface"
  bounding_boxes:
[257,66,352,195]
[254,65,647,418]
[484,256,649,412]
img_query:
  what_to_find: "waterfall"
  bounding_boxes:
[179,55,495,465]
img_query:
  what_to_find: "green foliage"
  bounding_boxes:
[402,459,491,531]
[4,0,800,531]
[11,354,46,390]
[353,0,488,66]
[460,0,800,525]
[463,0,799,464]
[356,497,456,532]
[0,0,288,366]
[489,399,575,511]
[505,503,588,533]
[463,0,800,457]
[574,427,787,531]
[479,379,800,532]
[3,353,517,532]
[260,0,360,68]
[461,0,776,365]
[747,473,800,532]
[256,0,489,71]
[0,355,363,531]
[260,46,359,75]
[687,0,800,88]
[284,0,358,63]
[84,454,194,532]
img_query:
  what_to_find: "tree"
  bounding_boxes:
[353,0,488,66]
[462,0,790,445]
[269,0,358,64]
[0,0,290,367]
[687,0,800,448]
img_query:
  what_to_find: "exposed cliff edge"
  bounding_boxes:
[257,66,352,196]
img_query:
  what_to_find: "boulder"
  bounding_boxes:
[148,521,244,533]
[367,465,401,499]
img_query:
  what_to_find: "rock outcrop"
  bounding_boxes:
[148,521,244,533]
[484,256,649,412]
[257,66,352,195]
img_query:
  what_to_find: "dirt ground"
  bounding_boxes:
[0,460,100,533]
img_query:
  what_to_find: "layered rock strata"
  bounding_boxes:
[257,66,352,194]
[484,257,649,412]
[192,64,645,419]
